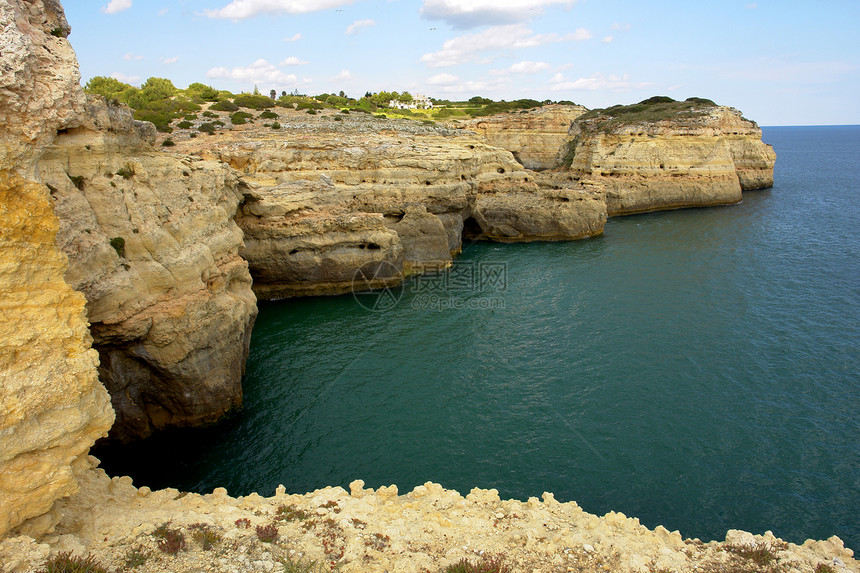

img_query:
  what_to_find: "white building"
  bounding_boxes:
[389,93,434,110]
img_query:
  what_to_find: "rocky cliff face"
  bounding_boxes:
[0,0,113,538]
[466,104,588,170]
[559,104,776,216]
[175,113,606,299]
[37,98,257,442]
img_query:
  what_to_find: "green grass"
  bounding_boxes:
[40,551,109,573]
[728,542,783,567]
[122,545,150,569]
[116,165,134,179]
[188,523,221,551]
[275,504,311,522]
[444,554,511,573]
[280,555,329,573]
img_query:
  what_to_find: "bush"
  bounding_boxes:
[161,138,175,147]
[110,236,125,257]
[211,99,239,112]
[186,82,221,102]
[133,109,175,133]
[116,165,134,179]
[85,76,134,101]
[41,551,109,573]
[183,113,197,120]
[255,523,279,542]
[153,524,186,554]
[259,110,278,119]
[198,122,218,134]
[233,93,275,110]
[68,174,85,190]
[271,122,281,129]
[306,109,317,115]
[202,110,217,118]
[123,545,150,569]
[575,95,719,128]
[176,121,192,129]
[188,523,221,551]
[275,504,310,522]
[230,111,254,125]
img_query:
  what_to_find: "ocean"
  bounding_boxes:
[95,125,860,550]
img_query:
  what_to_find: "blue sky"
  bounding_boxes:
[62,0,860,126]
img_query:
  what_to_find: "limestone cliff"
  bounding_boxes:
[558,99,776,216]
[37,98,257,442]
[0,464,856,573]
[0,0,113,538]
[174,113,606,298]
[466,104,588,170]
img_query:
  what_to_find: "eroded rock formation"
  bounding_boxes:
[559,104,776,216]
[0,0,112,538]
[37,98,257,442]
[175,115,606,298]
[466,104,588,170]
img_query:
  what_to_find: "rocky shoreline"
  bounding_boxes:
[4,2,852,572]
[1,459,857,573]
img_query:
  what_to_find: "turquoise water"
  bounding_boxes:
[96,126,860,549]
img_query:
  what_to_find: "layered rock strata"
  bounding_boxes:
[37,98,257,442]
[0,0,113,538]
[466,104,588,170]
[0,463,856,573]
[175,114,606,299]
[559,106,776,216]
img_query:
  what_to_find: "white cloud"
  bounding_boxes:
[279,56,308,66]
[745,3,757,9]
[566,27,592,41]
[549,72,653,92]
[124,52,144,61]
[163,56,179,64]
[158,8,168,15]
[601,35,613,43]
[111,72,140,84]
[283,33,302,42]
[346,19,375,35]
[667,84,683,92]
[102,0,132,14]
[421,23,590,68]
[421,0,577,29]
[427,73,459,85]
[204,0,354,19]
[491,60,551,75]
[610,22,631,30]
[333,69,353,81]
[206,59,298,87]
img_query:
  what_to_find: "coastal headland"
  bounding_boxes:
[4,1,854,572]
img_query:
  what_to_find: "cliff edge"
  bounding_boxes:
[557,97,776,216]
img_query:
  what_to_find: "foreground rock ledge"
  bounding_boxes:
[0,461,855,573]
